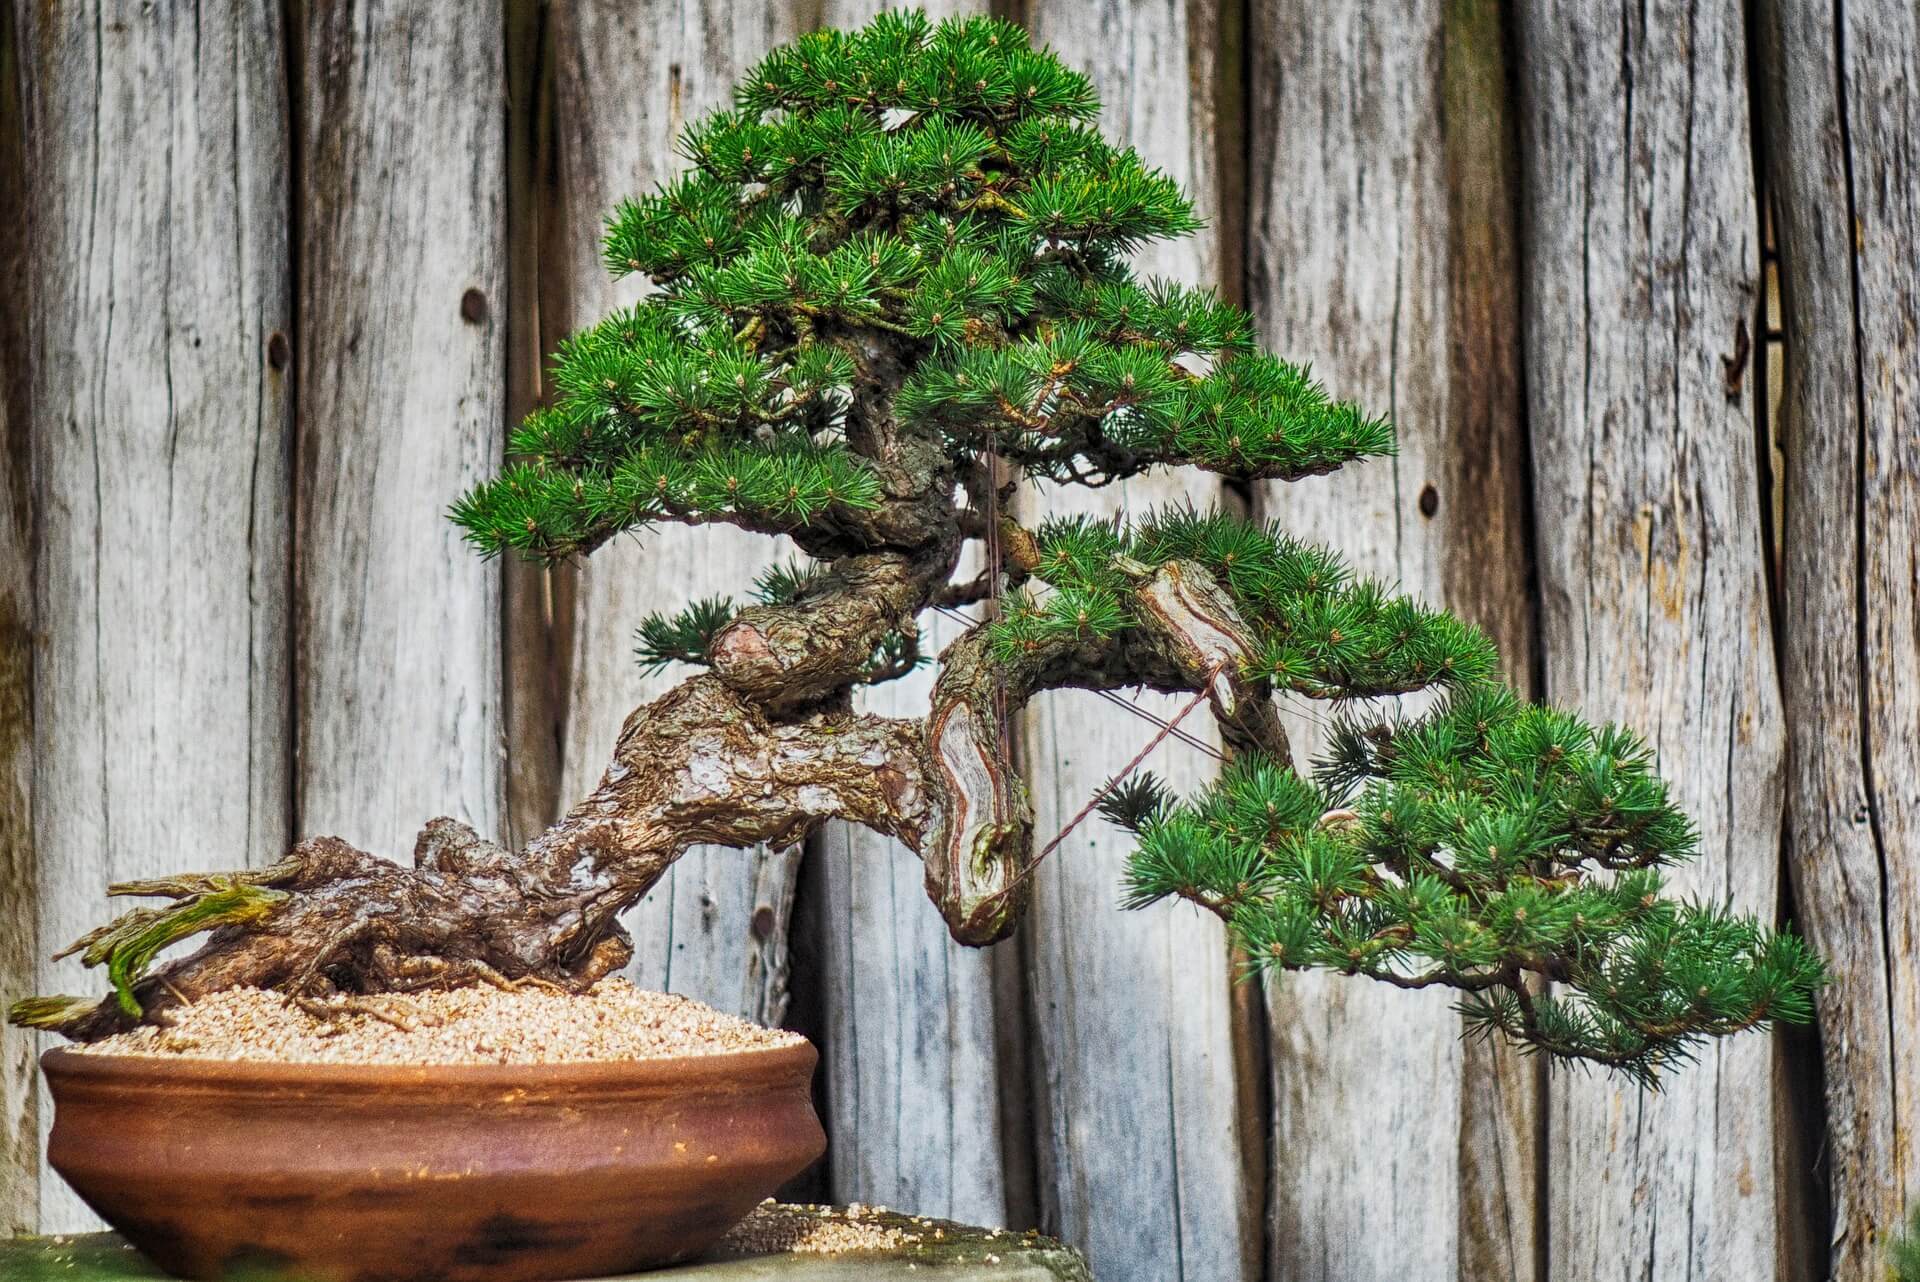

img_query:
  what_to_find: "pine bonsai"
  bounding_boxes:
[14,12,1821,1084]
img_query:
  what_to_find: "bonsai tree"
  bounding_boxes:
[15,11,1821,1084]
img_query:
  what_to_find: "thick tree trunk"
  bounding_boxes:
[46,673,930,1038]
[34,552,1273,1054]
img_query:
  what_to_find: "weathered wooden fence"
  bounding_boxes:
[1,3,1915,1280]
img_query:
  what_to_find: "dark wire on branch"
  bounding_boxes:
[927,602,1230,763]
[990,663,1224,903]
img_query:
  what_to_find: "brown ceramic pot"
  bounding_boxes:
[41,1040,824,1282]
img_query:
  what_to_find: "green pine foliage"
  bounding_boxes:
[442,10,1824,1079]
[1108,683,1825,1085]
[993,507,1498,698]
[450,11,1392,560]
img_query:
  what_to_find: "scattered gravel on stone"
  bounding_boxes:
[72,980,803,1065]
[716,1202,923,1256]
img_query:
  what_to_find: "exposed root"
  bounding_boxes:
[289,988,444,1035]
[9,828,643,1042]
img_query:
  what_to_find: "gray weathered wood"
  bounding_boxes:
[1758,3,1920,1277]
[1515,6,1785,1278]
[16,0,292,1231]
[0,383,30,1236]
[796,0,1011,1229]
[545,1,807,1025]
[1016,6,1257,1281]
[1248,3,1537,1278]
[502,0,564,852]
[296,1,506,856]
[0,0,35,1226]
[809,570,1007,1226]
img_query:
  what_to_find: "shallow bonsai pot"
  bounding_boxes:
[41,1040,824,1282]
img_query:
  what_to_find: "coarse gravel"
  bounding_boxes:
[70,979,804,1065]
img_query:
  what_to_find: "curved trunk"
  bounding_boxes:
[20,558,1269,1040]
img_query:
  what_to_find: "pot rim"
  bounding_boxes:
[41,1036,817,1094]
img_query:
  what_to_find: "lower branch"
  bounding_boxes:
[918,557,1280,942]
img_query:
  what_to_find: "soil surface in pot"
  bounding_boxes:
[71,979,803,1064]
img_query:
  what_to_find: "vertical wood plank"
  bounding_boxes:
[545,1,807,1024]
[502,0,563,852]
[18,0,292,1230]
[792,0,1011,1228]
[297,0,506,854]
[0,356,30,1237]
[0,0,36,1229]
[1758,2,1920,1276]
[1514,6,1784,1279]
[811,593,1011,1224]
[1247,2,1537,1277]
[1016,5,1257,1280]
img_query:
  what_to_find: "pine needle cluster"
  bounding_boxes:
[437,10,1824,1080]
[449,11,1392,558]
[996,508,1497,697]
[1103,683,1824,1084]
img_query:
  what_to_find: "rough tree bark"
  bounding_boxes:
[1758,2,1920,1277]
[1247,2,1538,1279]
[39,543,1283,1052]
[12,0,293,1234]
[1515,5,1785,1279]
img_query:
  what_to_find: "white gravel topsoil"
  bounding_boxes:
[71,979,804,1065]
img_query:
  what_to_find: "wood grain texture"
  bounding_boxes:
[1016,5,1257,1280]
[793,0,1011,1228]
[502,0,563,852]
[296,0,505,855]
[544,1,807,1025]
[810,591,1009,1225]
[1758,2,1920,1276]
[16,0,292,1231]
[1247,3,1536,1277]
[0,0,35,1230]
[0,379,31,1236]
[1514,5,1785,1278]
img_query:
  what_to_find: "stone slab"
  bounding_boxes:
[1,1205,1093,1281]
